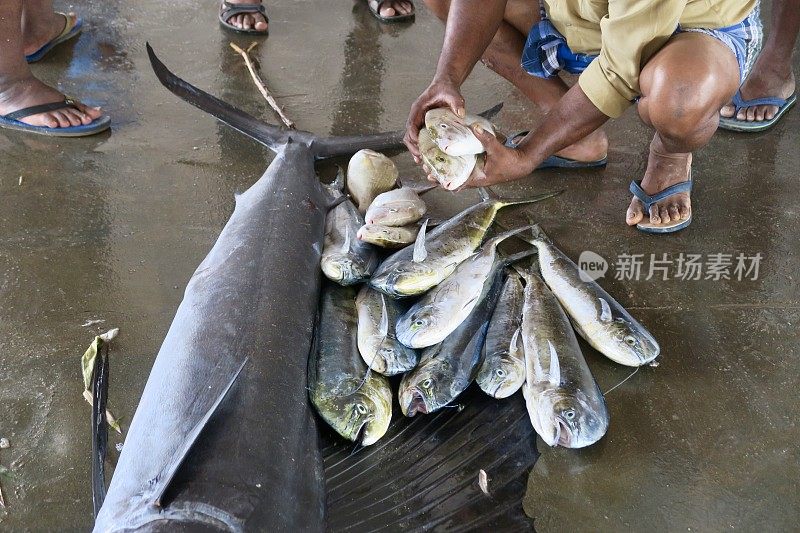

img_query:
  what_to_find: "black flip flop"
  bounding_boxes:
[219,1,269,34]
[367,0,415,23]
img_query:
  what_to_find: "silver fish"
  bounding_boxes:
[476,272,525,398]
[309,284,393,446]
[418,127,478,191]
[370,189,560,298]
[517,267,609,448]
[396,226,533,349]
[365,186,429,227]
[321,173,380,285]
[425,107,495,156]
[357,223,419,249]
[399,270,505,416]
[356,286,419,376]
[347,149,399,213]
[528,226,660,366]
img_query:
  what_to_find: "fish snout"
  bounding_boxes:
[400,387,429,417]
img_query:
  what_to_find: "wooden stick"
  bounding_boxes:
[230,42,296,129]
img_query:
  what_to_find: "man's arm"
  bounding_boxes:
[404,0,508,160]
[467,83,609,186]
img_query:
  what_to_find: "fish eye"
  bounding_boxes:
[564,410,575,420]
[414,319,425,327]
[440,124,447,129]
[389,208,397,212]
[436,156,445,162]
[355,403,368,415]
[623,335,637,346]
[422,379,432,389]
[495,369,506,378]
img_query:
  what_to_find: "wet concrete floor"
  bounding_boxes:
[0,0,798,531]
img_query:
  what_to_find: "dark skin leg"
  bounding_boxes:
[720,0,799,123]
[0,0,103,128]
[422,0,607,162]
[628,32,740,226]
[20,0,69,56]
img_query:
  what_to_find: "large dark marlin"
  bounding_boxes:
[92,45,539,532]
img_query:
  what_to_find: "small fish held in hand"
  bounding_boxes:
[425,107,495,156]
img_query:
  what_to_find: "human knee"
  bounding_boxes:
[643,69,723,139]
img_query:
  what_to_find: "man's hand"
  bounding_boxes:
[462,125,534,188]
[404,80,466,162]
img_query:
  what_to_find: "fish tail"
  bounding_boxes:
[530,224,550,242]
[147,43,303,153]
[502,249,537,267]
[487,224,536,248]
[91,342,109,517]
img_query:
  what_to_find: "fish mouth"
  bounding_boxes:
[404,389,428,417]
[555,417,572,447]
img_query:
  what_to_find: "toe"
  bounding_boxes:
[380,2,396,16]
[53,111,71,128]
[255,16,268,31]
[648,204,661,225]
[746,106,756,122]
[720,103,735,118]
[668,204,680,221]
[736,108,747,121]
[765,105,778,120]
[659,205,671,224]
[755,106,766,122]
[626,198,644,226]
[64,109,82,127]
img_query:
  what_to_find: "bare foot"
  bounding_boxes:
[223,0,269,32]
[368,0,415,18]
[626,136,692,227]
[22,11,73,57]
[554,127,608,162]
[720,53,796,122]
[508,127,608,162]
[0,77,103,128]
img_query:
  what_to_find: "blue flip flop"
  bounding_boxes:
[718,90,797,132]
[504,130,607,169]
[25,13,82,63]
[629,170,692,234]
[0,99,111,137]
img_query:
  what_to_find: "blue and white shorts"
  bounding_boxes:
[521,2,763,83]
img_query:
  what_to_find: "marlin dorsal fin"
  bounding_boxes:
[547,340,561,386]
[412,219,429,263]
[598,297,612,323]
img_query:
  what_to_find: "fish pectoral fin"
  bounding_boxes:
[379,295,389,338]
[412,219,429,263]
[149,359,248,507]
[546,340,561,386]
[341,227,352,254]
[598,297,613,323]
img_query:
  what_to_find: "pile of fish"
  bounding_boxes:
[418,107,496,190]
[313,145,660,451]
